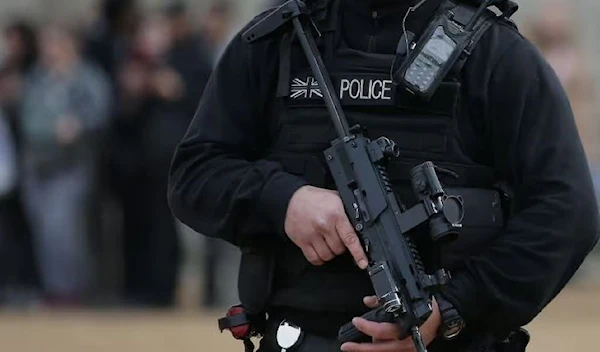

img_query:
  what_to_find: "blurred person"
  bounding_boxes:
[164,1,212,118]
[0,109,17,201]
[526,2,600,164]
[0,21,39,174]
[526,3,600,259]
[81,0,140,304]
[0,107,19,303]
[85,0,140,82]
[108,11,212,308]
[199,1,235,64]
[1,21,37,73]
[0,20,41,304]
[20,24,111,306]
[164,0,240,309]
[108,14,173,308]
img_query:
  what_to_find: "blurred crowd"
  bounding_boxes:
[0,0,241,310]
[0,0,598,311]
[524,1,600,203]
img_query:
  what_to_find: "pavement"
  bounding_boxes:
[0,284,598,352]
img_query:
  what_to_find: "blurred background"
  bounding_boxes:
[0,0,598,351]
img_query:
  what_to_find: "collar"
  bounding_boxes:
[343,0,443,18]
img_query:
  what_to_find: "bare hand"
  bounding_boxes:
[340,296,441,352]
[55,115,82,145]
[284,185,368,268]
[151,67,184,101]
[0,71,23,104]
[119,62,149,99]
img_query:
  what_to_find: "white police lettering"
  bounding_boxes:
[340,78,393,100]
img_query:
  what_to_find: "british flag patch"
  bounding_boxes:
[290,76,323,99]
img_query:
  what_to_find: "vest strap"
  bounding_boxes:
[449,3,495,77]
[277,31,295,97]
[387,160,496,189]
[276,0,339,98]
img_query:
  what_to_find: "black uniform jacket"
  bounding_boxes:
[168,0,599,336]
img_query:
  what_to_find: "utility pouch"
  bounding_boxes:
[217,244,275,351]
[238,246,277,315]
[393,0,491,100]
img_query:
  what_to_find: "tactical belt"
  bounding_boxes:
[256,315,529,352]
[259,314,342,352]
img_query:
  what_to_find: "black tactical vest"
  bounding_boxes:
[239,0,514,317]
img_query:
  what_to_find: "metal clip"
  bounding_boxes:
[276,320,303,352]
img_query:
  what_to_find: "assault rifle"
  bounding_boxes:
[243,1,465,350]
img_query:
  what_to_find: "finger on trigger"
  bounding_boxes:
[336,218,368,269]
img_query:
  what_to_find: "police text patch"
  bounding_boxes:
[287,73,397,107]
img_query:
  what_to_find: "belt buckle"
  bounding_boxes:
[276,320,303,352]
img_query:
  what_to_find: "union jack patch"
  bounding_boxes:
[290,76,323,99]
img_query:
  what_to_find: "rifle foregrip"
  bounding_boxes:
[338,306,395,343]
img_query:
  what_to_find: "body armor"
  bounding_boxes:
[238,0,514,320]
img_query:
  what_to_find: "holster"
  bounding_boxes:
[238,245,277,315]
[218,305,267,352]
[218,245,275,352]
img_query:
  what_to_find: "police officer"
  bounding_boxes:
[167,0,599,351]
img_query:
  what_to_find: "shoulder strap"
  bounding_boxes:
[448,4,494,77]
[458,0,519,18]
[449,0,519,77]
[276,0,339,98]
[276,31,296,97]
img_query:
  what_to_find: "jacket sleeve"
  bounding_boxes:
[167,28,308,247]
[441,32,600,333]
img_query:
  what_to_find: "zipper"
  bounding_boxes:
[368,10,378,52]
